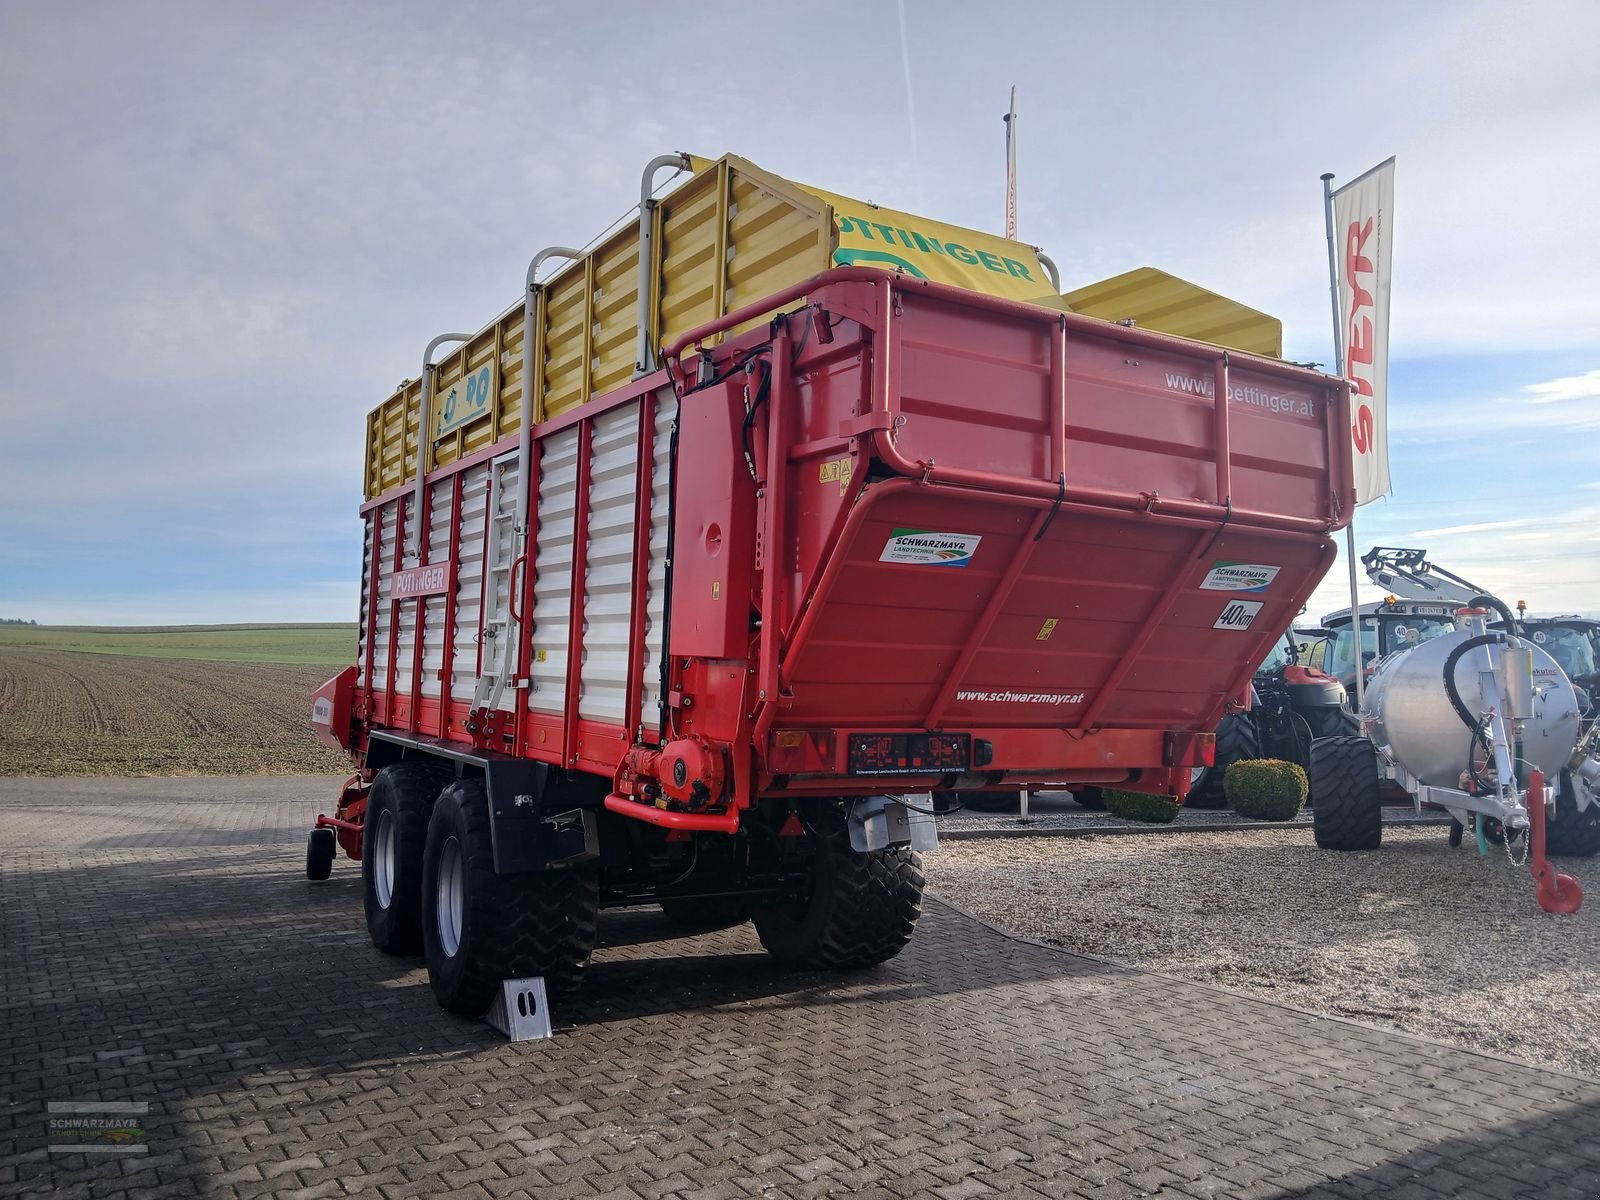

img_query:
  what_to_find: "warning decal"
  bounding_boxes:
[1200,561,1280,593]
[879,528,982,568]
[1214,600,1264,631]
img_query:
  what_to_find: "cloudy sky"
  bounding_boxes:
[2,0,1596,626]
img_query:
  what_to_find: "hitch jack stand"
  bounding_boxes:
[1528,769,1583,914]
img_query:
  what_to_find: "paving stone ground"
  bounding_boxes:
[3,775,1599,1199]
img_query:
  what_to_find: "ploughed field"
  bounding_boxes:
[0,625,354,776]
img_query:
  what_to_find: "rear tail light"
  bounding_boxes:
[848,733,969,776]
[1164,730,1214,767]
[769,729,836,774]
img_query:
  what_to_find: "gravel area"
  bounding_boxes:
[927,824,1600,1077]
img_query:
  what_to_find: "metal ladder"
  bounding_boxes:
[470,453,522,714]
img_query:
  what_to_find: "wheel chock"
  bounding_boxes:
[485,977,553,1042]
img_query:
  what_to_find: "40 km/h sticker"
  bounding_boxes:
[1214,599,1264,631]
[879,528,981,568]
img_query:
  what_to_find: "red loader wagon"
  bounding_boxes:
[310,157,1353,1015]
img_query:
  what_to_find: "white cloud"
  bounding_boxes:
[1523,369,1600,404]
[1411,520,1529,538]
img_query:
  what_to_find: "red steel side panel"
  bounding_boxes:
[774,481,1333,732]
[754,280,1346,742]
[885,291,1341,529]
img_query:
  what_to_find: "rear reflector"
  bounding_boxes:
[769,729,836,774]
[848,733,969,777]
[1164,730,1215,767]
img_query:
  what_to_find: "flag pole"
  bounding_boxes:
[1323,171,1365,713]
[1003,86,1018,240]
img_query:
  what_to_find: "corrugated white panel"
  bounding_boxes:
[639,387,677,734]
[578,401,641,723]
[418,477,454,701]
[356,513,376,687]
[369,502,397,692]
[392,576,419,696]
[391,492,428,698]
[528,428,579,714]
[450,464,492,706]
[482,452,521,713]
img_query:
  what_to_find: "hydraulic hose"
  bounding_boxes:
[1442,633,1506,734]
[1470,593,1518,633]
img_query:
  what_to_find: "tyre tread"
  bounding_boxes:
[424,779,599,1015]
[1546,770,1600,859]
[1311,736,1382,850]
[756,837,925,970]
[363,760,454,954]
[1188,714,1261,809]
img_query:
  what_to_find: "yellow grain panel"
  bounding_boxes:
[491,306,524,442]
[725,170,829,337]
[657,167,724,352]
[365,385,420,500]
[591,228,640,398]
[541,265,589,418]
[1060,266,1283,358]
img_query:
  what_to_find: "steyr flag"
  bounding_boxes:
[1333,158,1395,505]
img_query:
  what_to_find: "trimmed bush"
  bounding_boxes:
[1224,758,1308,821]
[1102,788,1180,824]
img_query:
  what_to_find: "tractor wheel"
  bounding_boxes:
[658,896,751,930]
[306,827,336,881]
[1311,736,1383,851]
[753,835,924,970]
[1187,714,1261,809]
[1545,770,1600,858]
[363,760,454,954]
[1073,788,1107,810]
[421,778,599,1015]
[1302,706,1360,740]
[935,790,1021,813]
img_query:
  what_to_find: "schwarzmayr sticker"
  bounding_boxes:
[1200,560,1281,594]
[879,528,981,568]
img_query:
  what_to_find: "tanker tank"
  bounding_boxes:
[1364,629,1583,786]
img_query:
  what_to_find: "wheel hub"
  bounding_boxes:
[436,836,464,957]
[373,810,396,908]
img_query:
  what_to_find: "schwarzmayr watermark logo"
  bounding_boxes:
[47,1102,148,1155]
